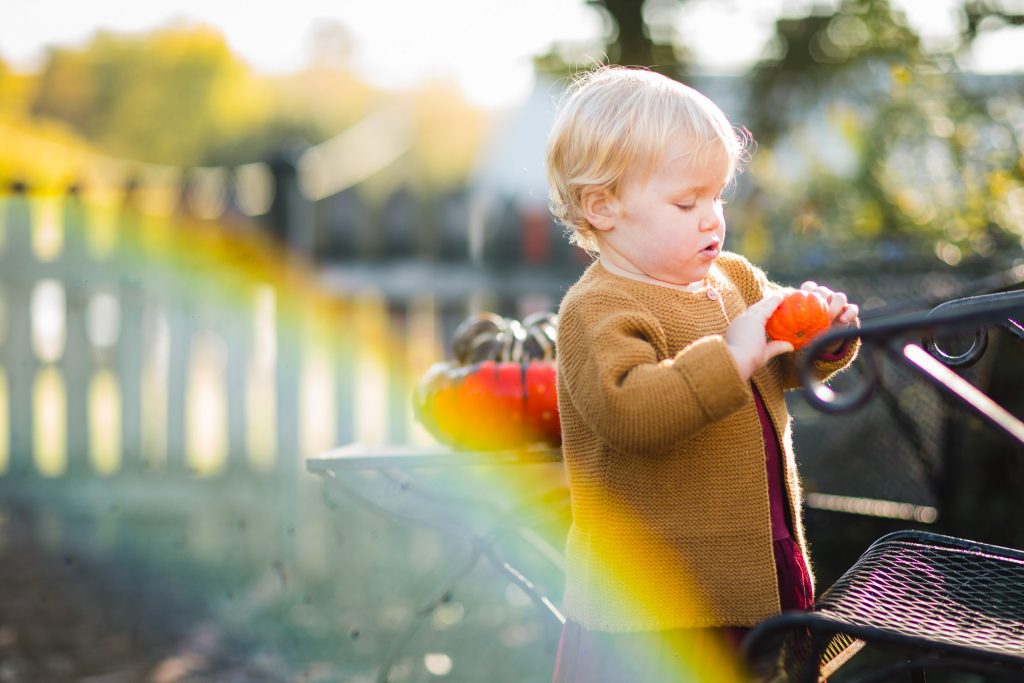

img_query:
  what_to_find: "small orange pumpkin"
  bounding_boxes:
[766,290,832,350]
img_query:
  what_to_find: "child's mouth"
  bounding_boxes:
[701,244,720,258]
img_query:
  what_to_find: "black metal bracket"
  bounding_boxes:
[798,289,1024,446]
[924,290,1024,368]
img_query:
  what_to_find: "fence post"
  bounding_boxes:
[274,290,302,561]
[164,297,192,475]
[60,195,92,476]
[266,142,316,260]
[386,298,410,444]
[111,205,145,475]
[223,295,252,473]
[2,194,35,478]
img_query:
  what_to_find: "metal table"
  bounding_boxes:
[306,443,567,683]
[309,442,562,472]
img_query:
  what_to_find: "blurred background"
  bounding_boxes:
[1,0,1024,681]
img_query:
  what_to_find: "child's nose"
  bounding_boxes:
[699,210,721,231]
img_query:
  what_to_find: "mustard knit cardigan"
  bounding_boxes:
[556,252,859,632]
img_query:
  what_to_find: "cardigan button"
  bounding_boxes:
[706,287,720,301]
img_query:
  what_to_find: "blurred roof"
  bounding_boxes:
[470,74,562,206]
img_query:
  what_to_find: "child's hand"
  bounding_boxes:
[725,294,794,380]
[799,281,859,353]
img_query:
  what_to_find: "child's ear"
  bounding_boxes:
[581,187,618,231]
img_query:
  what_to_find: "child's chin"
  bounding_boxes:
[694,257,716,274]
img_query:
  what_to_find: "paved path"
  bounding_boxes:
[0,505,311,683]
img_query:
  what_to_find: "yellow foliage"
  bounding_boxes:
[0,66,36,117]
[0,117,100,193]
[271,66,378,133]
[987,170,1014,199]
[410,80,489,190]
[854,200,884,236]
[1,21,490,197]
[209,71,276,142]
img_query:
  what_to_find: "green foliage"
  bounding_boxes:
[747,0,924,145]
[543,0,1024,269]
[538,0,688,77]
[737,0,1024,269]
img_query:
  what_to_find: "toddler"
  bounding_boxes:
[546,66,859,681]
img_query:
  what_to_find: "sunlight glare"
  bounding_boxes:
[33,366,66,477]
[963,26,1024,74]
[0,0,604,109]
[247,286,277,471]
[31,280,66,364]
[423,653,453,676]
[353,292,390,445]
[300,346,336,459]
[31,198,63,262]
[89,369,122,475]
[186,329,228,476]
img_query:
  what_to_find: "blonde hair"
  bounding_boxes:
[546,66,751,252]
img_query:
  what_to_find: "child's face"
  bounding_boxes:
[598,138,731,286]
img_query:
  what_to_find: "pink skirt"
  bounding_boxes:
[551,536,814,683]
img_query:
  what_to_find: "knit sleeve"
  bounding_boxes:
[558,288,751,456]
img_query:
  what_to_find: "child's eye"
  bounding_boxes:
[675,203,695,211]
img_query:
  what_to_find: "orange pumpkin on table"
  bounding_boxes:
[414,360,561,450]
[414,311,561,450]
[766,290,832,350]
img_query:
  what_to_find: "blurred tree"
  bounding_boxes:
[736,0,1024,269]
[535,0,1024,269]
[963,0,1024,36]
[592,0,687,71]
[407,81,489,192]
[536,0,690,75]
[601,0,653,65]
[0,57,9,103]
[199,64,378,167]
[746,0,925,146]
[0,63,37,119]
[734,0,1024,581]
[22,20,487,192]
[0,57,18,118]
[31,24,275,166]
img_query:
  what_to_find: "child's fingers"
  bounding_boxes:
[837,303,860,325]
[765,340,795,360]
[827,291,847,319]
[749,293,785,320]
[801,281,835,305]
[801,281,855,321]
[738,293,784,324]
